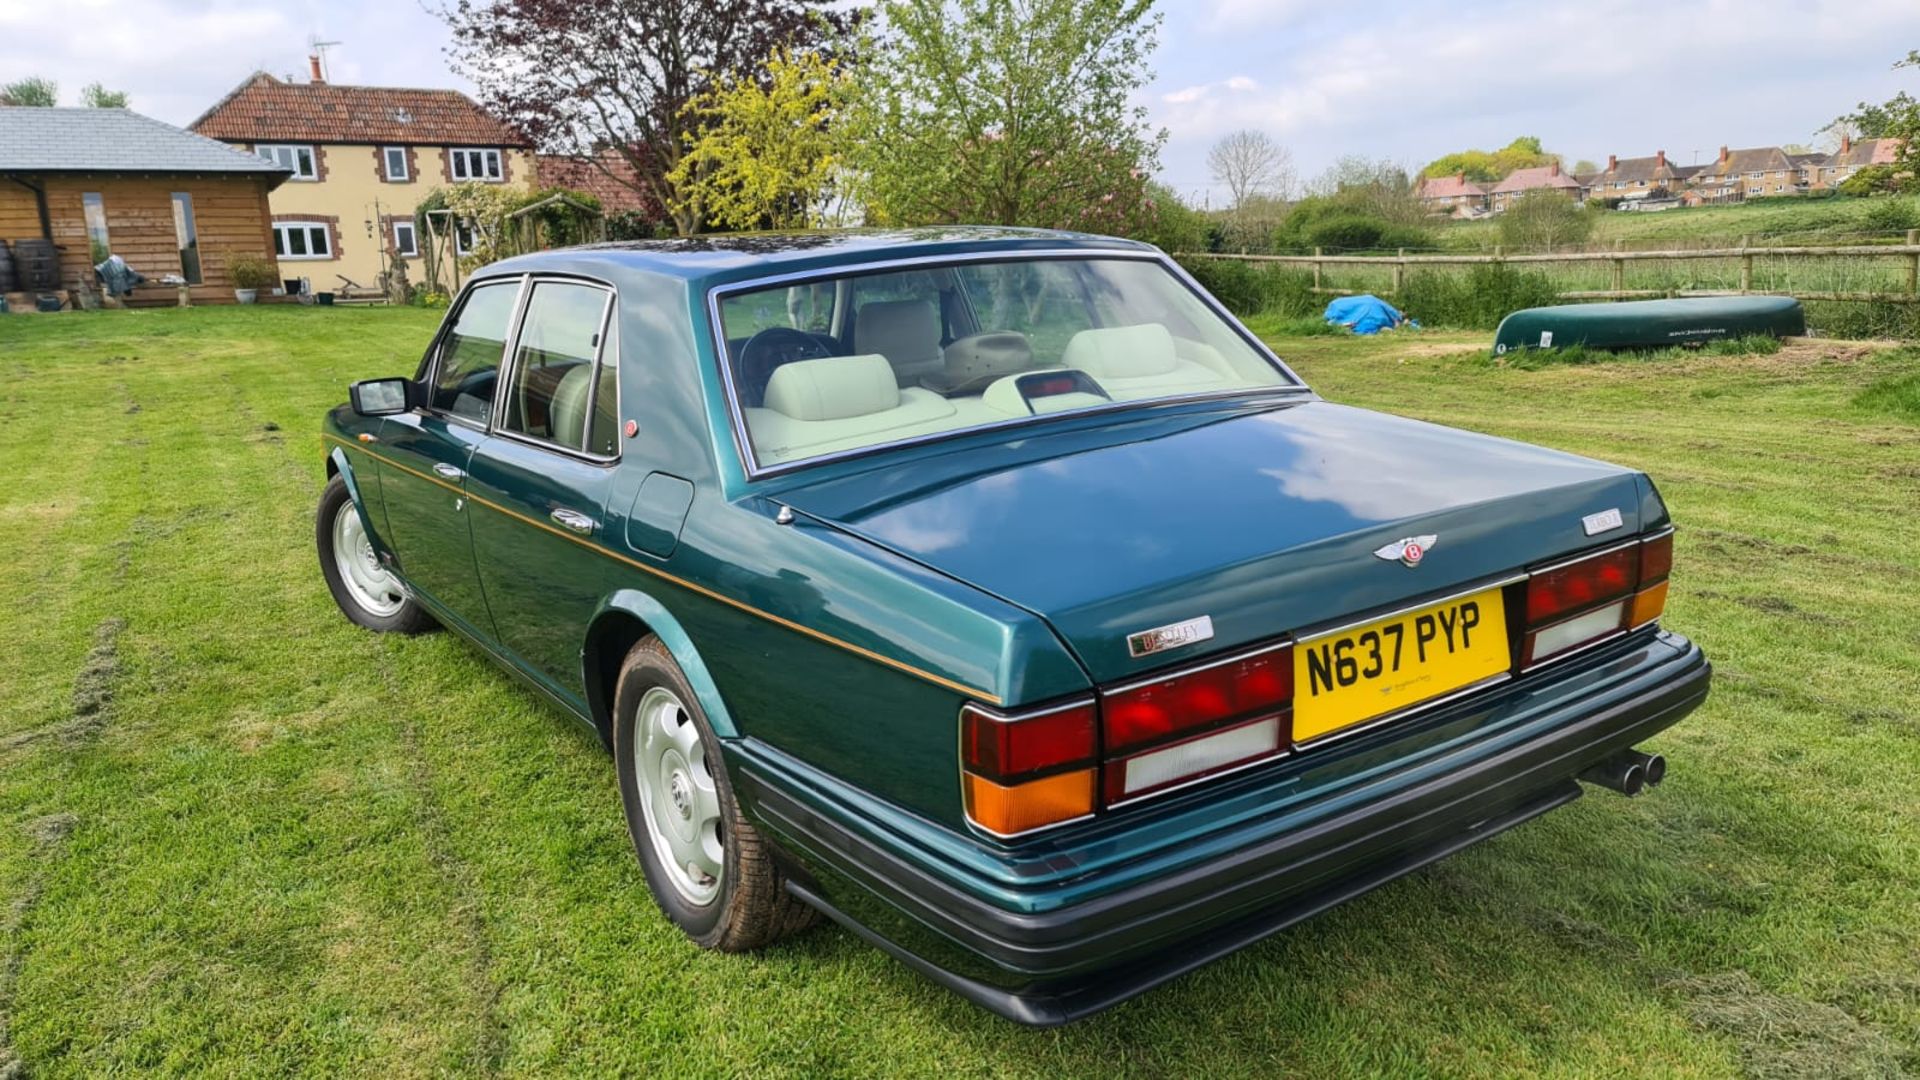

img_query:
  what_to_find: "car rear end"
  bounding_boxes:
[728,507,1709,1026]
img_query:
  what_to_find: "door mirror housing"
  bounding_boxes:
[350,377,420,416]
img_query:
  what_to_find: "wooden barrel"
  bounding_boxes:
[0,240,15,293]
[14,239,60,292]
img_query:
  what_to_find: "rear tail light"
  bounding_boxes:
[960,530,1681,838]
[962,647,1293,837]
[960,701,1097,837]
[1522,530,1674,666]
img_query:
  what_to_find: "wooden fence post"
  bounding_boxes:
[1312,247,1323,291]
[1611,238,1624,294]
[1393,248,1405,294]
[1739,234,1753,293]
[1908,229,1918,295]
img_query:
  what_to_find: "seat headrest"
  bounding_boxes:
[762,354,901,421]
[1062,324,1179,379]
[855,300,941,361]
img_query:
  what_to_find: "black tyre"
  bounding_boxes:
[613,636,816,950]
[316,473,436,634]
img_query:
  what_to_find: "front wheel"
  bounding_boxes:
[316,473,435,634]
[613,636,816,950]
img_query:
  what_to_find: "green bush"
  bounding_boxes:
[1176,257,1319,318]
[1273,194,1431,253]
[1861,197,1920,232]
[1395,263,1561,329]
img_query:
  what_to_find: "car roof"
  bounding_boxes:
[474,226,1160,290]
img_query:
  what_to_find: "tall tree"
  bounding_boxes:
[842,0,1165,230]
[0,77,57,107]
[668,48,847,231]
[79,83,130,108]
[443,0,851,236]
[1207,130,1293,209]
[1421,137,1556,182]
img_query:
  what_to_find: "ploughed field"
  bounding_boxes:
[0,306,1916,1078]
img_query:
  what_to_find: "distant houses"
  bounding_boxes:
[1418,135,1905,216]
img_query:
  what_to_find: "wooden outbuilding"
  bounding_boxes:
[1,107,289,309]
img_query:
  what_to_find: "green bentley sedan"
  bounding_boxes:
[316,229,1710,1025]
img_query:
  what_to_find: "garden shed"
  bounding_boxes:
[0,107,288,309]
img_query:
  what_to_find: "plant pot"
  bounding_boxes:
[234,289,258,305]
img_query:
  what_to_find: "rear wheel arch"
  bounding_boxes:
[585,590,737,749]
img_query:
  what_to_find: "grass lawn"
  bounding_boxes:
[1436,195,1920,251]
[1,306,1917,1078]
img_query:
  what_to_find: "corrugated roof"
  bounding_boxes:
[0,106,289,176]
[191,73,530,147]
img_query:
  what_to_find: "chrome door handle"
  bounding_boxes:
[550,508,596,536]
[433,463,464,480]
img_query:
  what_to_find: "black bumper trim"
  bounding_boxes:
[747,640,1711,1025]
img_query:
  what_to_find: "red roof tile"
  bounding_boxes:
[536,152,663,217]
[190,73,528,147]
[1489,164,1583,194]
[1416,174,1486,199]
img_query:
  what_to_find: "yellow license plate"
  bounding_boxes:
[1292,587,1509,743]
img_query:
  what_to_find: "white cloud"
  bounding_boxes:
[1151,0,1920,198]
[0,0,471,126]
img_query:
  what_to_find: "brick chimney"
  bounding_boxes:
[1841,132,1852,155]
[309,54,325,84]
[1607,154,1617,171]
[1718,145,1729,168]
[1655,149,1666,169]
[1549,161,1560,177]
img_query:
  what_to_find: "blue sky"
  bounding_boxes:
[5,0,1918,204]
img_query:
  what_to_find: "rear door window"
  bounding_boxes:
[500,281,614,455]
[429,281,521,424]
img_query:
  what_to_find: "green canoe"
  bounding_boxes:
[1492,296,1806,355]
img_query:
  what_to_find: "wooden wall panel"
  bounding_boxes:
[1,175,276,301]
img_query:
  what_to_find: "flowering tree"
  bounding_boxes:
[842,0,1165,230]
[443,0,852,235]
[668,48,847,231]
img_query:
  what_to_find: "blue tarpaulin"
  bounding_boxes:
[1324,294,1405,335]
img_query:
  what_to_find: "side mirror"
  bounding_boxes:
[350,377,418,416]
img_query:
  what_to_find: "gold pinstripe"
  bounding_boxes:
[323,432,1003,704]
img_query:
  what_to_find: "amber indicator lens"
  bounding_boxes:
[963,770,1096,837]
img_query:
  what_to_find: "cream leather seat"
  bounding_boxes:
[854,300,944,387]
[747,354,957,464]
[548,363,595,448]
[1062,323,1227,399]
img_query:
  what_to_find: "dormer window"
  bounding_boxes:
[256,144,317,180]
[448,148,503,182]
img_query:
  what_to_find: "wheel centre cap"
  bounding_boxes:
[668,771,693,820]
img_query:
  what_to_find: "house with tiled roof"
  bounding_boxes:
[1584,150,1693,204]
[1,106,287,306]
[190,58,536,289]
[1487,162,1583,212]
[1413,172,1488,216]
[534,150,663,219]
[1814,134,1904,189]
[1687,145,1803,200]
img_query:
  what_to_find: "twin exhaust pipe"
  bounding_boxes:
[1579,748,1666,797]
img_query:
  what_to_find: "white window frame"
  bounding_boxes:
[256,143,318,181]
[453,217,477,256]
[382,146,410,182]
[448,147,504,182]
[392,220,419,258]
[272,221,332,260]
